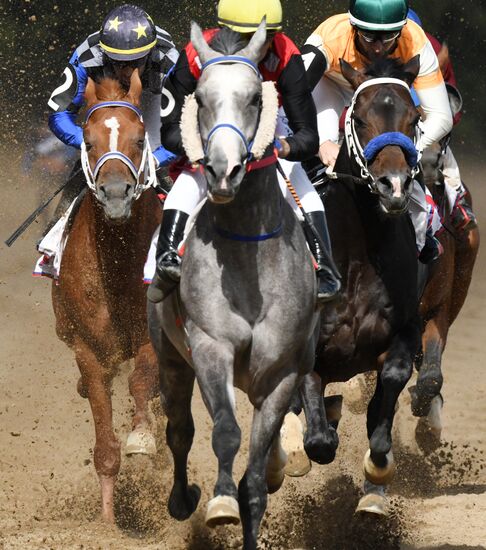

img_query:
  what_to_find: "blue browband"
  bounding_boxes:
[85,101,143,123]
[363,132,418,168]
[201,56,262,79]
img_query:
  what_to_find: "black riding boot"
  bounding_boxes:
[147,209,189,303]
[451,192,478,233]
[303,211,341,304]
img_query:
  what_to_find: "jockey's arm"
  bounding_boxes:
[278,54,319,161]
[160,49,197,157]
[414,40,453,148]
[47,51,87,149]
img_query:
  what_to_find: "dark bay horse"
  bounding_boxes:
[52,71,161,521]
[286,56,425,515]
[148,22,318,550]
[410,129,479,448]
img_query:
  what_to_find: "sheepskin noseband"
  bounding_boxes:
[180,81,279,165]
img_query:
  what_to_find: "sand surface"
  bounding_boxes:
[0,154,484,549]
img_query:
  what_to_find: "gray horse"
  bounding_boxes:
[148,20,319,550]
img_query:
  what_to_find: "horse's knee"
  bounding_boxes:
[380,363,412,393]
[304,426,339,465]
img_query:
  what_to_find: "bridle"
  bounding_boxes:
[199,55,263,165]
[344,77,424,193]
[80,101,157,200]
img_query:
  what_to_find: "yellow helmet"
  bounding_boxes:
[217,0,283,33]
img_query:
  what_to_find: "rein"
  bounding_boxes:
[80,100,156,200]
[344,77,423,193]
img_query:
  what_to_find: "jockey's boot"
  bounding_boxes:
[418,230,443,264]
[451,192,478,233]
[147,209,188,303]
[304,211,341,304]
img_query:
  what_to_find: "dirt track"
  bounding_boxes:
[0,154,485,549]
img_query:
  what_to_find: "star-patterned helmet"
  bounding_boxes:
[99,4,156,61]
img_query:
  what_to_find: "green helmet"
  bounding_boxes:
[349,0,409,32]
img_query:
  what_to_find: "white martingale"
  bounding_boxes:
[104,117,120,152]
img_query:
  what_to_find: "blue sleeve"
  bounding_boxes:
[48,111,84,149]
[47,51,88,148]
[152,144,178,167]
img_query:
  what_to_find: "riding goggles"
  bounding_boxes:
[357,30,401,44]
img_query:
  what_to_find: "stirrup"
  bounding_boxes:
[451,201,477,232]
[316,268,341,303]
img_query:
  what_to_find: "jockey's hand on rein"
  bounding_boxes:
[277,138,291,159]
[319,140,340,169]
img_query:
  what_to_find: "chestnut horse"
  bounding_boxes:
[52,71,161,521]
[410,132,479,449]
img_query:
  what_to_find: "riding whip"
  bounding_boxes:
[276,161,341,280]
[4,167,82,247]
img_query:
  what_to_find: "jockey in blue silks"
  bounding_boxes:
[45,4,179,229]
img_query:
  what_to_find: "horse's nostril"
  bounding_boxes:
[99,185,107,198]
[125,184,131,196]
[229,164,242,181]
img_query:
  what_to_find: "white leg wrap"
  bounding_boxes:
[164,169,207,214]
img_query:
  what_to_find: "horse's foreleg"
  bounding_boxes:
[191,340,241,528]
[75,339,120,523]
[158,339,200,521]
[239,373,299,550]
[365,320,420,485]
[126,342,158,455]
[301,372,339,465]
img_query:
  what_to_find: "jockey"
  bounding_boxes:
[148,0,341,304]
[407,8,477,232]
[47,5,179,216]
[302,0,453,262]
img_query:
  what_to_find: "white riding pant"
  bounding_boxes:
[164,158,325,219]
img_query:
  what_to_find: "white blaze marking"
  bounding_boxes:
[104,116,120,151]
[390,176,402,198]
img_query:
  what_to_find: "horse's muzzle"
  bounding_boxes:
[98,180,135,222]
[376,174,413,215]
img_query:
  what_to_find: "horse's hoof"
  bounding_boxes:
[355,493,387,516]
[125,428,156,455]
[205,495,240,528]
[363,449,396,486]
[280,412,311,477]
[168,483,201,521]
[344,374,374,415]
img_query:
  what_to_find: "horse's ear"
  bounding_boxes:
[437,43,449,77]
[190,21,217,65]
[239,17,267,63]
[402,55,420,87]
[84,77,97,106]
[340,58,367,90]
[126,68,142,106]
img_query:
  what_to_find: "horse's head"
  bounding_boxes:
[340,56,421,214]
[81,70,155,223]
[183,20,277,204]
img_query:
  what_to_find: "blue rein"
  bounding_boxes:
[215,223,283,242]
[363,132,418,168]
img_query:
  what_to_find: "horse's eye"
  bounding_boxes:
[85,142,93,152]
[249,94,260,108]
[137,139,145,149]
[353,116,365,128]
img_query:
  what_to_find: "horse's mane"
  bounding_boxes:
[209,27,248,55]
[364,57,409,81]
[94,77,127,101]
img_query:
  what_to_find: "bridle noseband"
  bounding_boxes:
[80,100,157,200]
[344,77,424,193]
